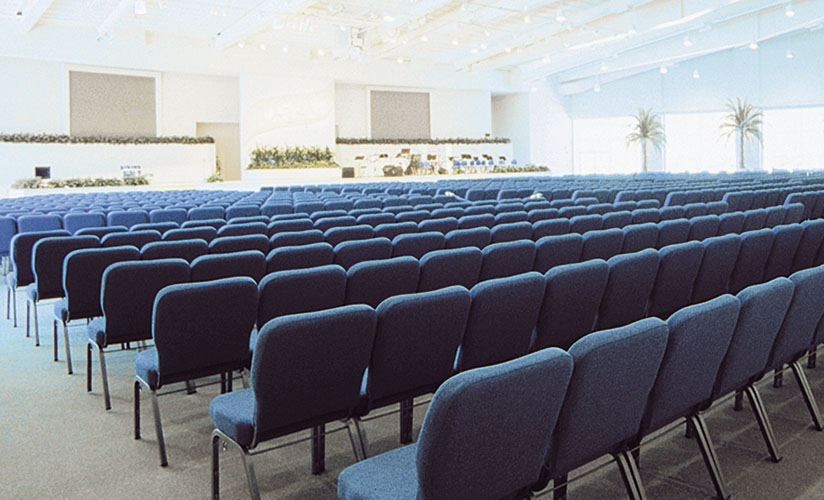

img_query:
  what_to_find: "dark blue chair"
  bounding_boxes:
[135,277,258,466]
[208,235,269,255]
[456,272,545,372]
[131,222,179,235]
[333,238,392,270]
[345,257,420,307]
[265,242,334,272]
[392,232,444,259]
[717,212,745,236]
[226,205,260,220]
[269,229,324,249]
[338,348,573,500]
[621,223,658,253]
[532,219,570,239]
[490,221,532,243]
[631,208,660,225]
[691,234,742,304]
[533,234,583,273]
[191,250,266,282]
[188,206,225,221]
[17,214,62,233]
[444,227,491,249]
[655,219,690,249]
[88,259,191,410]
[257,265,346,327]
[596,249,660,330]
[314,216,358,232]
[76,226,127,238]
[325,225,375,247]
[149,208,187,225]
[374,222,418,240]
[742,209,768,232]
[528,208,560,223]
[457,214,495,230]
[602,211,631,229]
[764,206,787,228]
[729,229,775,294]
[479,240,536,281]
[791,220,824,272]
[397,210,431,224]
[163,227,217,243]
[688,215,721,241]
[216,222,267,238]
[107,210,149,229]
[580,228,623,261]
[101,230,161,249]
[763,225,803,280]
[418,217,458,235]
[357,213,395,227]
[417,247,483,292]
[140,239,208,263]
[533,260,609,351]
[267,219,313,236]
[63,212,105,234]
[211,305,377,497]
[647,241,704,319]
[569,214,602,234]
[539,318,669,500]
[784,203,805,224]
[684,203,708,218]
[659,206,686,221]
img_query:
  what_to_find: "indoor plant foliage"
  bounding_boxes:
[247,145,338,169]
[336,137,510,145]
[720,97,763,170]
[0,133,213,145]
[626,109,665,173]
[11,176,149,189]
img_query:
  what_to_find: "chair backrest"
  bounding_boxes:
[149,208,188,225]
[76,226,127,238]
[490,221,533,243]
[0,216,16,256]
[659,206,685,221]
[17,214,62,233]
[419,217,459,235]
[596,249,660,330]
[257,265,347,327]
[345,256,420,307]
[601,211,631,229]
[764,206,787,228]
[416,247,482,292]
[106,210,148,229]
[265,242,334,272]
[711,278,794,401]
[691,234,742,304]
[392,232,445,259]
[647,241,704,319]
[414,348,573,500]
[458,214,495,230]
[688,215,721,241]
[216,222,268,238]
[532,219,570,239]
[631,208,659,224]
[63,246,140,320]
[10,230,71,286]
[226,205,261,220]
[269,229,324,249]
[153,277,258,387]
[479,240,536,281]
[251,305,377,446]
[324,225,375,247]
[374,222,418,240]
[767,267,824,371]
[547,318,669,477]
[729,228,775,293]
[188,206,225,221]
[63,212,105,234]
[655,219,690,249]
[792,220,824,272]
[784,202,805,224]
[444,227,491,249]
[101,230,161,249]
[569,214,602,234]
[640,295,740,435]
[366,286,471,410]
[31,235,100,299]
[208,234,269,255]
[580,228,623,261]
[140,239,208,263]
[763,224,803,280]
[100,259,191,345]
[333,238,392,270]
[267,219,313,236]
[163,227,217,243]
[190,250,266,282]
[717,212,745,236]
[742,208,767,232]
[357,213,395,227]
[131,222,179,235]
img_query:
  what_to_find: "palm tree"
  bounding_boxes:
[721,97,763,170]
[626,109,665,172]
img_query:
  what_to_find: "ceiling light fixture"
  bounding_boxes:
[786,49,794,58]
[383,13,395,22]
[749,41,759,50]
[594,82,601,93]
[134,0,147,15]
[556,9,566,22]
[541,55,551,63]
[785,4,795,17]
[693,68,700,79]
[659,64,668,74]
[683,35,692,47]
[452,39,459,46]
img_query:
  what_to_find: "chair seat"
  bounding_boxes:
[53,299,68,322]
[210,389,256,448]
[25,283,37,301]
[87,317,107,347]
[5,271,16,289]
[134,348,160,390]
[337,444,419,500]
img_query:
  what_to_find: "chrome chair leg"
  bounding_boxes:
[12,288,17,327]
[86,343,93,391]
[149,388,168,466]
[32,300,40,346]
[5,287,9,320]
[239,446,260,500]
[63,320,73,374]
[52,320,58,362]
[790,360,824,431]
[99,346,111,411]
[689,414,730,500]
[745,384,782,462]
[212,433,221,500]
[25,299,29,337]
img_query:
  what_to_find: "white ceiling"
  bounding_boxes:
[3,0,823,93]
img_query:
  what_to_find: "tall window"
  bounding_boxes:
[572,117,639,175]
[665,112,736,173]
[762,107,824,171]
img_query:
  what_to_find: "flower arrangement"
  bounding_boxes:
[248,146,338,169]
[336,137,511,145]
[0,133,214,145]
[11,176,150,189]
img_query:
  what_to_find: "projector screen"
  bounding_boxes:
[69,71,157,137]
[370,90,430,140]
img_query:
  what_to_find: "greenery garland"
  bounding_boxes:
[336,137,511,145]
[11,176,150,189]
[0,133,214,145]
[248,145,338,169]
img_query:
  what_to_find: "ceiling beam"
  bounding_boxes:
[97,0,134,38]
[363,0,467,58]
[18,0,57,33]
[214,0,315,50]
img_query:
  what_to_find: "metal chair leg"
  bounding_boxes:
[311,424,325,475]
[238,445,260,500]
[86,343,93,391]
[185,380,197,394]
[63,320,73,374]
[614,450,647,500]
[745,385,782,462]
[808,350,817,369]
[25,299,29,337]
[240,368,250,389]
[733,390,743,411]
[5,286,9,320]
[790,360,824,431]
[52,320,58,361]
[552,474,568,500]
[400,398,414,444]
[689,414,730,500]
[32,300,39,346]
[212,433,221,500]
[134,381,141,439]
[773,370,783,388]
[99,346,111,411]
[149,388,168,467]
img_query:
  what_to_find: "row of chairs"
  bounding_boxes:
[335,266,824,500]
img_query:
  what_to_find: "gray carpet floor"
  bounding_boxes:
[3,289,824,499]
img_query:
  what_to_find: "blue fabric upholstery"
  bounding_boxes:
[655,219,690,249]
[494,211,528,225]
[784,203,805,224]
[580,228,623,261]
[188,206,225,221]
[257,265,346,326]
[596,249,660,330]
[17,215,62,233]
[30,235,99,301]
[457,214,495,230]
[140,239,208,263]
[325,225,375,247]
[742,209,767,232]
[162,227,217,243]
[208,234,269,254]
[647,241,704,319]
[793,220,824,272]
[63,213,105,234]
[631,208,660,224]
[601,211,631,229]
[226,205,260,220]
[180,218,226,230]
[338,348,573,500]
[265,242,334,272]
[490,222,532,243]
[216,222,267,238]
[357,213,396,227]
[763,225,804,280]
[417,247,482,292]
[569,214,603,234]
[374,222,418,240]
[106,210,148,229]
[314,216,358,232]
[131,222,179,235]
[269,229,324,249]
[190,250,266,282]
[767,267,824,370]
[711,278,794,400]
[641,295,740,434]
[444,227,491,250]
[418,217,459,234]
[59,246,140,321]
[729,229,775,294]
[479,240,536,281]
[764,206,787,228]
[149,208,187,225]
[717,212,745,236]
[9,230,71,287]
[547,318,669,477]
[362,286,471,411]
[0,216,16,257]
[659,206,686,221]
[333,238,392,270]
[534,260,609,351]
[688,215,721,241]
[267,219,313,236]
[93,259,190,347]
[397,211,431,224]
[392,232,445,259]
[136,277,257,390]
[101,230,160,249]
[621,223,658,253]
[532,219,570,239]
[684,203,708,218]
[457,272,545,372]
[311,210,348,222]
[345,257,420,308]
[691,234,742,303]
[528,208,560,223]
[533,234,583,274]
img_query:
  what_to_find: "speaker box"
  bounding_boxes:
[341,167,355,178]
[383,165,403,177]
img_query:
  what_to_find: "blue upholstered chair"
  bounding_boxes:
[0,215,16,264]
[479,240,536,281]
[528,208,560,223]
[784,202,805,224]
[345,257,420,308]
[374,222,418,240]
[489,221,532,243]
[338,348,573,500]
[181,218,226,231]
[162,226,217,243]
[647,241,704,319]
[313,216,358,232]
[717,212,745,236]
[596,249,660,330]
[76,226,127,238]
[659,206,686,221]
[149,208,188,225]
[791,220,824,272]
[191,250,266,282]
[620,223,658,254]
[101,229,161,249]
[539,318,669,500]
[636,295,740,500]
[107,210,149,229]
[397,210,431,224]
[764,206,787,228]
[311,210,348,222]
[208,235,269,255]
[88,259,190,410]
[655,219,690,249]
[357,213,395,228]
[569,214,602,234]
[63,212,105,234]
[729,229,774,294]
[140,239,208,263]
[226,205,260,220]
[6,230,70,328]
[131,222,179,235]
[580,228,623,261]
[691,234,741,304]
[457,214,495,230]
[392,232,444,259]
[533,260,608,351]
[269,229,324,249]
[188,206,225,221]
[444,227,491,249]
[631,208,660,225]
[532,219,570,239]
[257,265,346,327]
[533,234,583,274]
[416,247,482,292]
[743,208,768,232]
[356,286,471,446]
[211,305,377,498]
[602,211,632,229]
[27,235,99,347]
[688,215,721,241]
[17,214,62,233]
[265,242,334,273]
[418,217,459,235]
[325,225,375,247]
[216,222,267,238]
[456,272,545,372]
[135,277,258,466]
[763,224,804,280]
[266,218,313,236]
[332,238,391,270]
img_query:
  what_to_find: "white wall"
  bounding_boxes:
[0,58,67,134]
[492,93,530,165]
[335,83,368,138]
[161,73,239,136]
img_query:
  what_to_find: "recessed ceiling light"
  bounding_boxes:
[785,4,795,17]
[693,69,700,79]
[556,10,566,23]
[683,35,692,47]
[317,48,325,56]
[594,82,601,93]
[542,55,551,63]
[786,49,794,58]
[134,0,147,15]
[452,39,459,46]
[659,65,668,74]
[749,41,759,50]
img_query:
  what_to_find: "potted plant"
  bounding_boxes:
[721,97,762,170]
[626,108,665,172]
